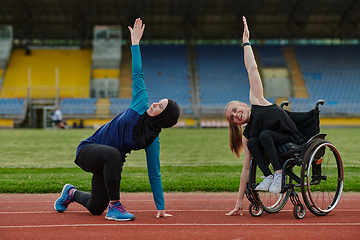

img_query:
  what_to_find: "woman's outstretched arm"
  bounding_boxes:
[242,16,270,106]
[226,136,251,216]
[128,18,148,113]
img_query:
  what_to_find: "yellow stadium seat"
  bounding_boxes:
[106,69,120,78]
[1,49,92,98]
[92,69,107,78]
[93,69,120,78]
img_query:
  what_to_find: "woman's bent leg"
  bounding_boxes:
[73,172,110,215]
[259,130,293,193]
[247,137,272,176]
[259,130,292,172]
[74,144,124,215]
[247,137,274,191]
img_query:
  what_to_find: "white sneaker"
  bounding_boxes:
[255,175,273,191]
[269,173,282,194]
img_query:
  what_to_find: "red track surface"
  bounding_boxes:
[1,192,359,240]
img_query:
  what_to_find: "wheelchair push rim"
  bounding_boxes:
[256,191,290,213]
[301,140,344,215]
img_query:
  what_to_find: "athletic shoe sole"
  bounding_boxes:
[254,186,269,191]
[105,215,135,221]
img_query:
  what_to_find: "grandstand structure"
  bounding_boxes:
[0,0,359,128]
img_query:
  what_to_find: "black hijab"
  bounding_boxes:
[133,99,180,148]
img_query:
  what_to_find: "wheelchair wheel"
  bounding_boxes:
[251,161,291,213]
[249,203,264,217]
[293,203,306,219]
[301,138,344,216]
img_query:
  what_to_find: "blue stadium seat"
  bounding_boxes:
[140,44,192,114]
[109,98,131,114]
[255,45,287,68]
[60,98,97,115]
[0,98,25,116]
[289,45,360,115]
[196,45,249,107]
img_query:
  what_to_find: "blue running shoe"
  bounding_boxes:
[54,184,75,213]
[105,202,135,221]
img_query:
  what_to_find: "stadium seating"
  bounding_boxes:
[60,98,97,115]
[2,43,359,127]
[290,45,360,115]
[195,45,278,114]
[140,44,192,114]
[109,98,132,115]
[0,98,25,116]
[2,49,92,98]
[255,45,287,68]
[196,45,250,107]
[92,69,120,78]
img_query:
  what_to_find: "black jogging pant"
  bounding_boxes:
[247,130,292,177]
[73,144,124,215]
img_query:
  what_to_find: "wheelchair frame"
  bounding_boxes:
[245,100,344,219]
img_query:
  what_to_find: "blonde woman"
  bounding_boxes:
[225,17,303,216]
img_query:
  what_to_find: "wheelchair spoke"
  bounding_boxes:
[251,162,290,214]
[258,192,284,208]
[301,140,344,216]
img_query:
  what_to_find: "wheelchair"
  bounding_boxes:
[245,100,344,219]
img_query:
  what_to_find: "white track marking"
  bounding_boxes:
[0,209,359,214]
[1,223,360,229]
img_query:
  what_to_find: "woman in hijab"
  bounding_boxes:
[54,18,180,221]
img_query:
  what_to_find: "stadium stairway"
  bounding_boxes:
[95,98,110,117]
[187,45,200,118]
[282,47,309,98]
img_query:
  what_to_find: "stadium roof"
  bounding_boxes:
[0,0,359,42]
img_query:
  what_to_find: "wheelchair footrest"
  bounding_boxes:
[245,188,257,204]
[290,190,302,206]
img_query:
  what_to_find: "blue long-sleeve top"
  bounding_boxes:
[76,45,165,210]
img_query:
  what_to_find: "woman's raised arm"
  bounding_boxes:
[242,16,270,106]
[128,18,145,45]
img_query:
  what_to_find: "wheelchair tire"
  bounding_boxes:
[250,161,291,213]
[249,203,264,217]
[293,203,306,219]
[300,138,344,216]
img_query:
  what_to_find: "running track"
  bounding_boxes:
[1,192,359,240]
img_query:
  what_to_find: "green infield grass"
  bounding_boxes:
[0,127,359,193]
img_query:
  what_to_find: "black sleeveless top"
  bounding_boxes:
[243,104,304,144]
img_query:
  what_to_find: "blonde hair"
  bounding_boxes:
[225,101,245,158]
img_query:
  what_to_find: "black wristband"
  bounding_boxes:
[242,42,251,47]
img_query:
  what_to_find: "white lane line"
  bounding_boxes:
[1,198,358,204]
[0,209,358,214]
[1,223,359,229]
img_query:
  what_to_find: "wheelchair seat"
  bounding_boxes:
[276,142,305,158]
